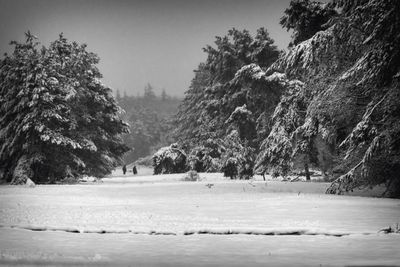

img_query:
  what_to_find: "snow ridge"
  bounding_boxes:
[0,224,387,237]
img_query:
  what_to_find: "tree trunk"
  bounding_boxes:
[10,155,33,185]
[385,178,400,198]
[0,169,6,184]
[304,163,311,181]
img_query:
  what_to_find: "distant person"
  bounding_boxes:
[122,165,127,175]
[132,165,137,175]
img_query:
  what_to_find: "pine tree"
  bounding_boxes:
[174,28,280,151]
[280,0,337,47]
[116,89,121,102]
[261,0,400,196]
[161,89,168,101]
[0,33,129,184]
[173,63,211,148]
[255,76,306,178]
[144,83,156,99]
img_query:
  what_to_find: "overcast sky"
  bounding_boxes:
[0,0,292,97]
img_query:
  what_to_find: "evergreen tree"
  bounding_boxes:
[173,28,281,178]
[260,0,400,196]
[174,28,280,152]
[116,89,121,102]
[255,77,307,178]
[0,33,129,184]
[280,0,337,47]
[161,89,168,101]
[173,63,211,148]
[152,143,187,174]
[220,130,255,180]
[144,83,156,99]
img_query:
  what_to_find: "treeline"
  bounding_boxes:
[171,0,400,197]
[116,84,181,164]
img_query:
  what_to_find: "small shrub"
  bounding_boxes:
[220,131,255,180]
[153,143,187,174]
[187,140,224,172]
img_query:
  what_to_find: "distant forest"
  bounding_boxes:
[116,84,181,164]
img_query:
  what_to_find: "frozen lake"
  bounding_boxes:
[1,170,399,266]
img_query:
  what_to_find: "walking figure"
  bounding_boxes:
[122,164,127,175]
[132,165,137,175]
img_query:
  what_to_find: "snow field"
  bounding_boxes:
[0,171,399,266]
[0,173,398,234]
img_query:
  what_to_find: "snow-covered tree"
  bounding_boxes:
[173,63,212,149]
[174,29,281,154]
[220,131,255,180]
[144,83,156,100]
[255,75,306,178]
[161,89,168,101]
[115,89,121,102]
[263,0,400,196]
[187,139,223,172]
[0,33,129,184]
[152,143,187,174]
[323,0,400,197]
[226,105,256,144]
[280,0,337,47]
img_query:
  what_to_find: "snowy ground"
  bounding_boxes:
[0,167,399,266]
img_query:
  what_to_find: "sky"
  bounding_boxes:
[0,0,292,97]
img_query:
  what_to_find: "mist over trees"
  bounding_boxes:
[0,33,129,184]
[116,84,181,164]
[173,0,400,197]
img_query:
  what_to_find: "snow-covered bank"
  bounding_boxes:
[1,228,400,267]
[0,224,385,237]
